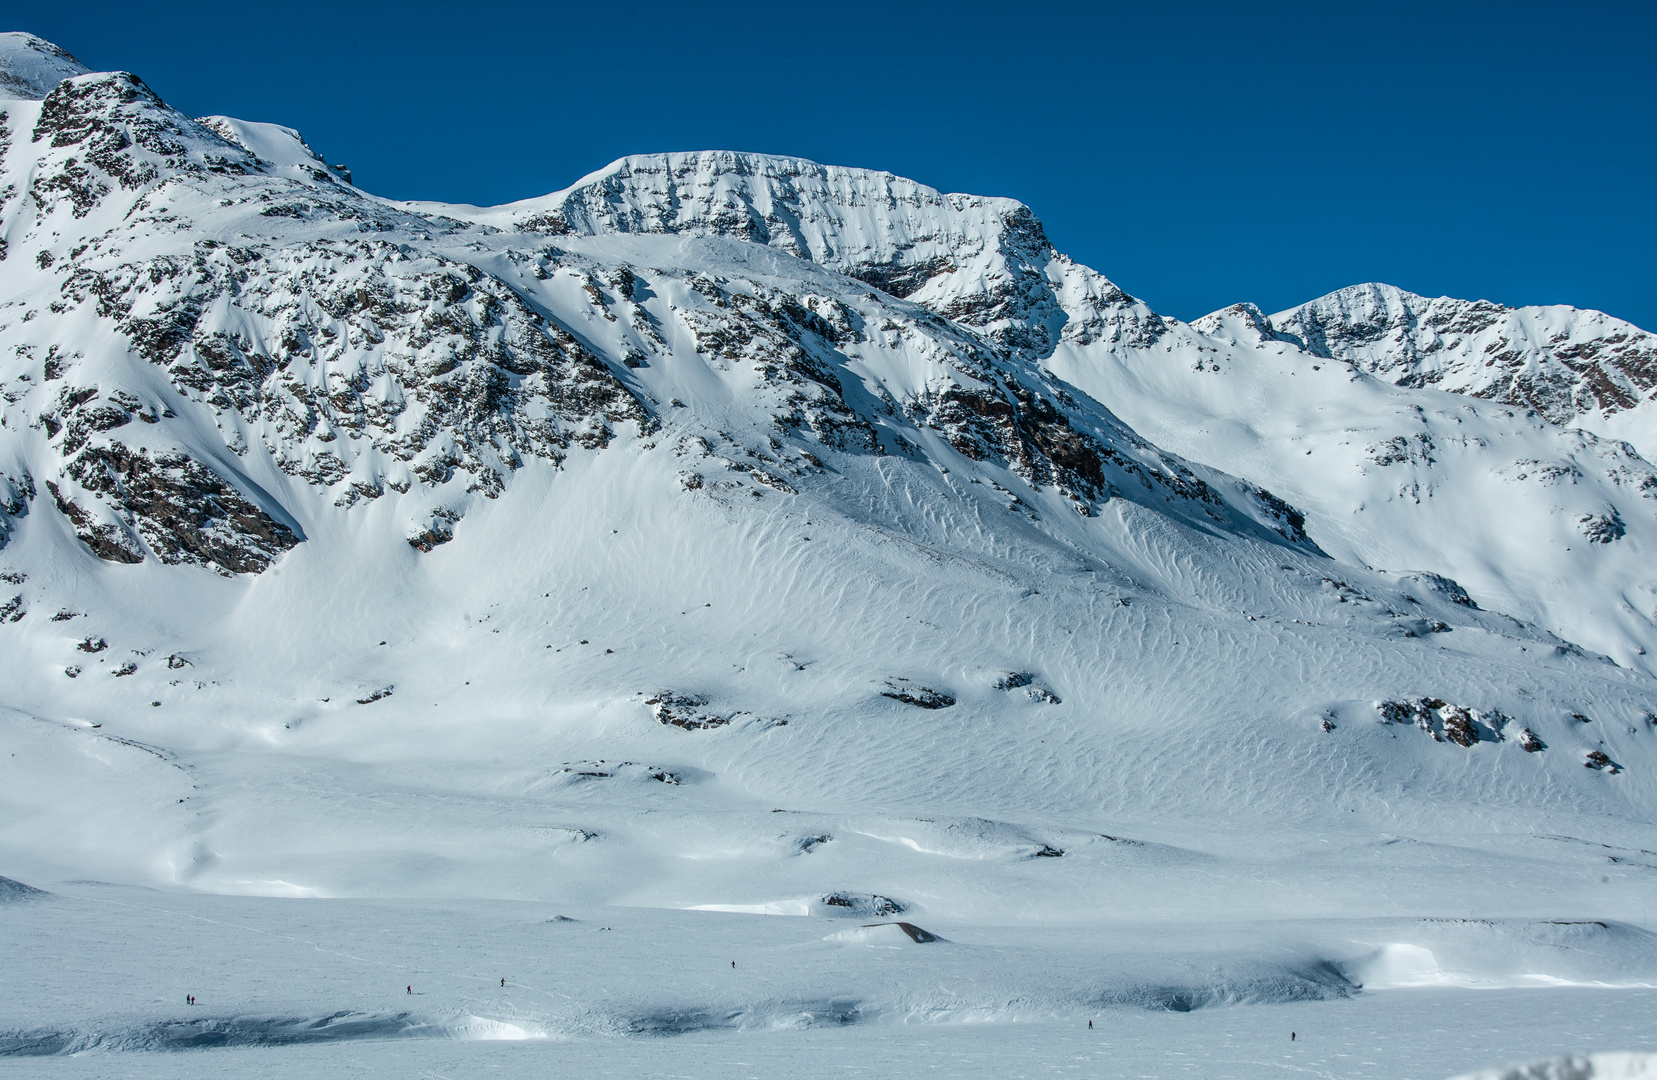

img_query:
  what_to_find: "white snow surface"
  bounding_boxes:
[2,34,1657,1079]
[0,32,86,100]
[194,115,350,185]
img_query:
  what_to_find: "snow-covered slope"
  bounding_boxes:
[1044,302,1657,673]
[0,32,85,101]
[1,31,1654,883]
[471,152,1657,674]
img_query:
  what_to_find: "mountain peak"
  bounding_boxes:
[410,148,1099,362]
[488,149,1043,269]
[1189,301,1280,343]
[1269,281,1657,427]
[0,32,88,100]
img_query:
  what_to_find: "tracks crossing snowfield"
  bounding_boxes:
[4,884,1657,1077]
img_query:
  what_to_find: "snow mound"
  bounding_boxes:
[1333,919,1657,989]
[1447,1053,1657,1080]
[825,921,944,945]
[848,817,1169,863]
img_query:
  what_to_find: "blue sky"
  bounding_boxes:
[25,1,1656,328]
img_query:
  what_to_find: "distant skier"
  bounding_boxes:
[501,978,505,987]
[407,985,412,995]
[186,995,193,1006]
[1291,1032,1296,1041]
[731,961,735,969]
[1088,1020,1092,1029]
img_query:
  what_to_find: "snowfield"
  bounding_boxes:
[1,30,1656,1079]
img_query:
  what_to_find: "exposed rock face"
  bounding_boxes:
[30,70,259,214]
[646,692,728,730]
[58,243,652,495]
[0,468,33,551]
[1271,283,1657,428]
[492,151,1171,364]
[2,56,655,572]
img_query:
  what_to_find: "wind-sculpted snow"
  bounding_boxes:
[1331,918,1657,989]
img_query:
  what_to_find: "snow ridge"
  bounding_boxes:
[1272,282,1657,431]
[0,33,87,101]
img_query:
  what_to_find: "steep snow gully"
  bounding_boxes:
[2,31,1657,1080]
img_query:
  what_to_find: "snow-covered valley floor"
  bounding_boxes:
[4,879,1657,1078]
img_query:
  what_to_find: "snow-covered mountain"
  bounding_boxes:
[3,28,1657,1076]
[450,149,1657,672]
[1272,282,1657,449]
[4,36,1657,1075]
[3,25,1656,877]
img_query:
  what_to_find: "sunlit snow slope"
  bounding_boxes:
[0,32,1654,936]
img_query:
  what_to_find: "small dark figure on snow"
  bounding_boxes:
[407,985,412,995]
[1291,1032,1296,1041]
[1088,1020,1092,1029]
[501,978,505,987]
[731,961,735,969]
